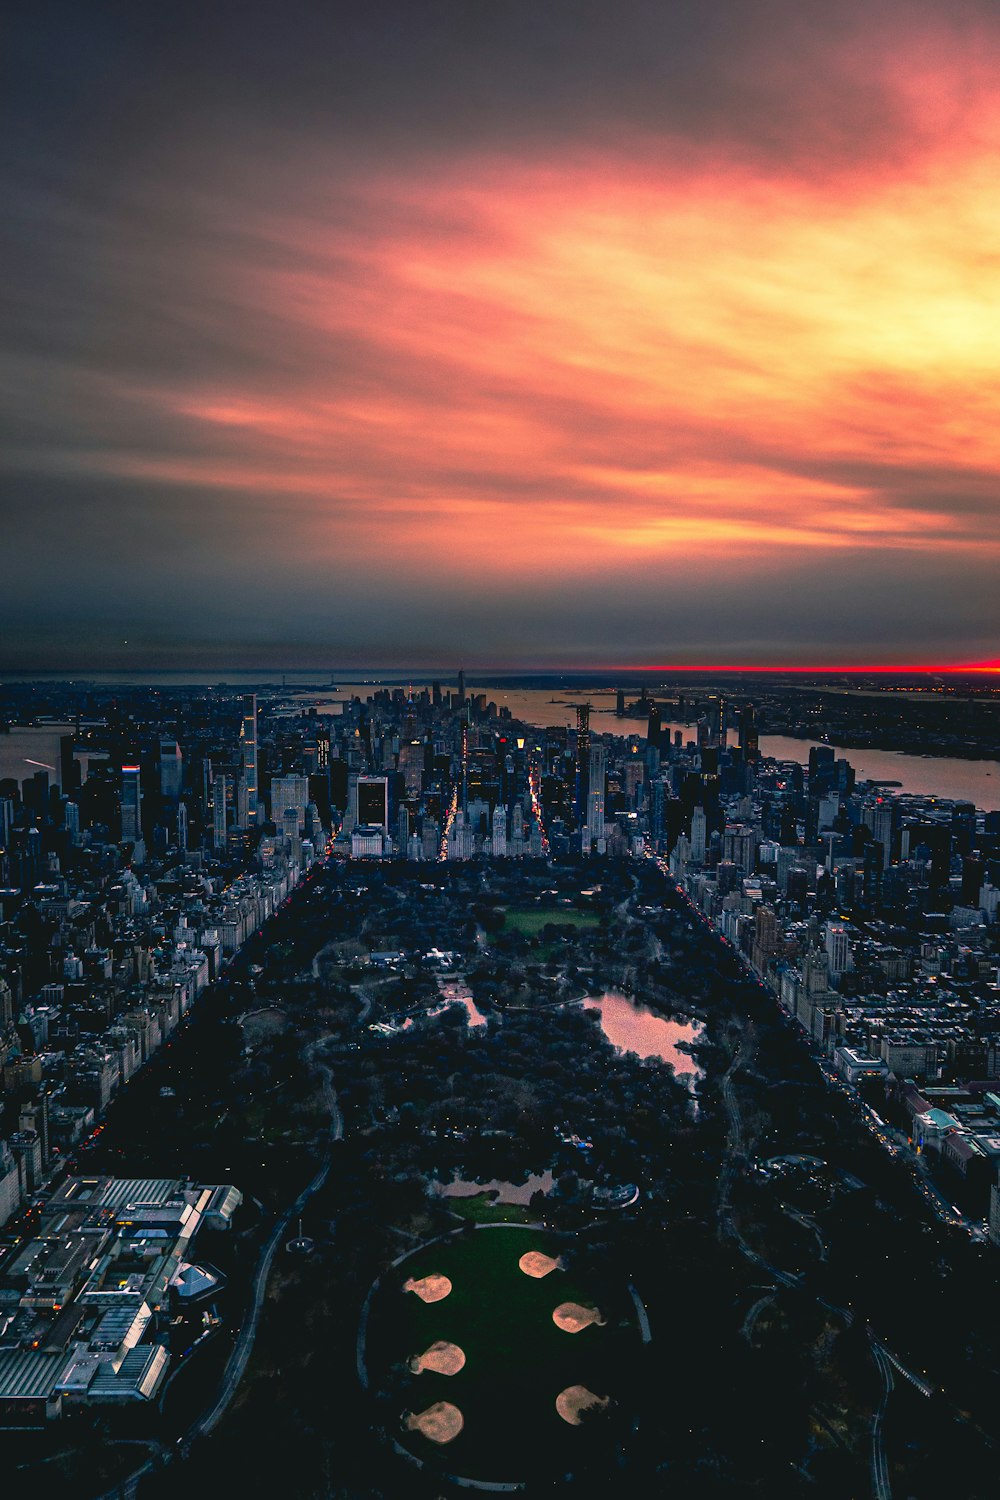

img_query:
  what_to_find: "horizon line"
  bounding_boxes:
[2,660,1000,678]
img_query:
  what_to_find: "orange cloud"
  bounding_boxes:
[91,53,1000,608]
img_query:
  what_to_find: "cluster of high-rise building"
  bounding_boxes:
[0,685,330,1240]
[647,699,1000,1236]
[328,682,650,861]
[3,673,999,1244]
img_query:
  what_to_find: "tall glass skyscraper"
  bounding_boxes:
[241,694,258,824]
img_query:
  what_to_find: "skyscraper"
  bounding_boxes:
[716,696,728,750]
[491,804,508,856]
[120,764,142,844]
[64,801,80,843]
[691,806,708,863]
[241,694,259,824]
[355,775,389,829]
[159,739,183,800]
[213,773,228,851]
[587,741,607,847]
[825,922,852,979]
[575,703,591,820]
[272,773,311,833]
[460,721,469,811]
[739,703,759,760]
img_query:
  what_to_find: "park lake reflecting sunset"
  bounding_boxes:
[581,993,705,1088]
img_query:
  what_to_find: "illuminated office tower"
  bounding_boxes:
[241,694,258,824]
[176,800,188,853]
[461,721,469,811]
[575,703,591,819]
[587,742,607,845]
[213,774,228,851]
[235,775,250,829]
[120,764,142,844]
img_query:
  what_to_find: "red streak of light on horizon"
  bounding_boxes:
[602,662,1000,675]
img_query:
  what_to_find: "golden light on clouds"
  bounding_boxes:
[140,122,1000,598]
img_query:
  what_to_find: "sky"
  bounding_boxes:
[2,0,999,672]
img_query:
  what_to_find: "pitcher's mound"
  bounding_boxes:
[405,1401,464,1444]
[410,1340,466,1376]
[556,1384,610,1425]
[519,1250,563,1278]
[552,1301,605,1333]
[403,1273,452,1303]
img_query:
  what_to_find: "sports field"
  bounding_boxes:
[502,906,600,937]
[364,1225,637,1484]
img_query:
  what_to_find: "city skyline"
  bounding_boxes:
[3,0,999,670]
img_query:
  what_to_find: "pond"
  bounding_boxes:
[581,992,705,1089]
[436,1170,555,1204]
[426,983,488,1028]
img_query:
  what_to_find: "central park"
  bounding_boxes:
[15,855,1000,1500]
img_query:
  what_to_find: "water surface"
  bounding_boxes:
[581,992,704,1087]
[437,1171,555,1204]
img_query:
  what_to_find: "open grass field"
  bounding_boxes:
[446,1193,536,1224]
[365,1225,638,1484]
[503,906,601,937]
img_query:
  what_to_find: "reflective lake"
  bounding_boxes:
[581,992,705,1088]
[437,1170,555,1204]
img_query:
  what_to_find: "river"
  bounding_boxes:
[302,686,1000,808]
[4,677,997,809]
[653,720,999,810]
[0,724,73,788]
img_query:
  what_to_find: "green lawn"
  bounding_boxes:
[503,906,600,937]
[447,1192,536,1224]
[365,1225,637,1483]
